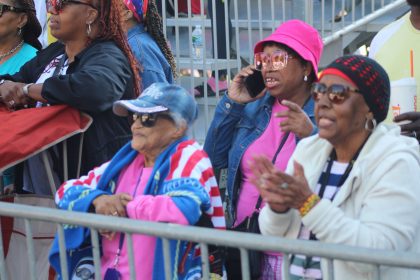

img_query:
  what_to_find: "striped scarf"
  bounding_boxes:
[289,159,348,280]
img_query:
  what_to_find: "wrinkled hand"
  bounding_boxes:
[92,193,132,240]
[250,156,313,213]
[228,65,266,104]
[0,81,28,110]
[276,100,314,139]
[394,112,420,142]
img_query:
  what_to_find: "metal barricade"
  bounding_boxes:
[1,202,420,280]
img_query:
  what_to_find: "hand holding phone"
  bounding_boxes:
[244,70,266,98]
[228,66,265,104]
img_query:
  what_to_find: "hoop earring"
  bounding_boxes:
[17,27,22,36]
[86,23,92,36]
[303,75,308,82]
[364,118,377,131]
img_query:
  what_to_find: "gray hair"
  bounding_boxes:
[168,112,192,136]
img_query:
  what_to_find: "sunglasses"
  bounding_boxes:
[47,0,97,13]
[311,82,360,104]
[132,113,173,128]
[254,50,293,71]
[0,4,25,17]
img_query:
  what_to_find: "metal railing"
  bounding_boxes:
[1,202,420,280]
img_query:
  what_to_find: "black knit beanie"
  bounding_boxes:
[324,55,390,123]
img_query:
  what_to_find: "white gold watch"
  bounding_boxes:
[22,83,34,97]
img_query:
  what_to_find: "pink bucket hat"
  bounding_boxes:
[254,20,323,77]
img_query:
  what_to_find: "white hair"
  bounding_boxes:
[168,112,193,136]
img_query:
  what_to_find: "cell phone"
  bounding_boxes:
[244,70,265,98]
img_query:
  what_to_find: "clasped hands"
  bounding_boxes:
[0,81,29,110]
[92,193,132,240]
[250,155,313,214]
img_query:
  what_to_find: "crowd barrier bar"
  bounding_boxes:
[1,202,420,280]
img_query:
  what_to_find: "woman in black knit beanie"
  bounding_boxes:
[254,55,420,280]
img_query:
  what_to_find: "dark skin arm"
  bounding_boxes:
[0,81,46,110]
[394,112,420,142]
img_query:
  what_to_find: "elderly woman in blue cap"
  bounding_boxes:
[122,0,176,88]
[49,83,225,280]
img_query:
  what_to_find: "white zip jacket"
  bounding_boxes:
[259,123,420,280]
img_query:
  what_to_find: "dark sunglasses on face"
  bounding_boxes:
[47,0,97,13]
[132,113,173,128]
[254,50,293,71]
[311,82,361,104]
[0,4,25,17]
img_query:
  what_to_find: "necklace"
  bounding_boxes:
[0,40,24,62]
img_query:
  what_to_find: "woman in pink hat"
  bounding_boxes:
[204,19,323,279]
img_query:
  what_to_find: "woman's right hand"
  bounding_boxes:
[228,65,265,104]
[249,156,290,213]
[250,156,314,213]
[92,193,132,217]
[0,81,27,110]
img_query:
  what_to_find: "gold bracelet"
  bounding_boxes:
[299,194,320,217]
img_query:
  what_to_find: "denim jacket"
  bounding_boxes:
[204,92,317,224]
[128,24,174,89]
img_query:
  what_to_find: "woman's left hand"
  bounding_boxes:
[276,100,314,139]
[250,156,314,210]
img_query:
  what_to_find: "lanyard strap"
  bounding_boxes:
[254,131,291,211]
[258,95,310,208]
[112,165,145,268]
[113,233,125,268]
[309,135,371,243]
[317,134,370,199]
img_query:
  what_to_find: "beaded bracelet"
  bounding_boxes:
[299,194,321,217]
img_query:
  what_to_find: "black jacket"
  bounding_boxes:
[1,40,135,179]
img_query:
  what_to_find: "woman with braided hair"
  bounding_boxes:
[123,0,176,88]
[0,0,140,194]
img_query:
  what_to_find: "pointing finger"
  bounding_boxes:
[281,100,302,112]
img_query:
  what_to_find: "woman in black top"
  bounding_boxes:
[0,0,140,193]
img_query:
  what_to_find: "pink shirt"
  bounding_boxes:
[236,100,296,226]
[100,154,188,280]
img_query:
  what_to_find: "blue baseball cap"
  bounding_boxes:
[113,83,199,125]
